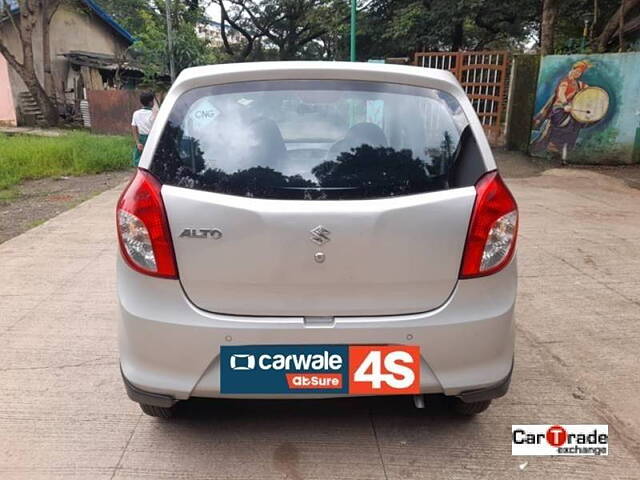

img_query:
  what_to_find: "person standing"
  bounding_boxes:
[131,92,156,166]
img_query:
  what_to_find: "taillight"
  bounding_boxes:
[116,169,178,279]
[460,171,518,278]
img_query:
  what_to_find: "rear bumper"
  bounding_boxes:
[121,361,513,408]
[458,360,512,403]
[118,255,516,402]
[121,366,177,408]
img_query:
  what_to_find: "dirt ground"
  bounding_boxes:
[0,170,133,244]
[493,148,640,188]
[1,152,639,478]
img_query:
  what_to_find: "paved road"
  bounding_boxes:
[1,165,639,479]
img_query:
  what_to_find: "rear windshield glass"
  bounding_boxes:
[150,80,469,200]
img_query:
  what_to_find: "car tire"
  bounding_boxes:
[139,403,175,418]
[450,398,492,415]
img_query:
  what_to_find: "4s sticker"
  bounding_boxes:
[349,346,420,395]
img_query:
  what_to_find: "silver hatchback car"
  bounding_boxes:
[117,62,518,418]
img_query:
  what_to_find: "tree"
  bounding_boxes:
[471,0,540,49]
[218,0,349,61]
[596,0,640,51]
[538,0,640,53]
[0,0,63,125]
[95,0,150,33]
[358,0,539,58]
[99,0,217,86]
[540,0,559,54]
[217,0,262,61]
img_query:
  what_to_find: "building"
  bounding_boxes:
[198,20,242,48]
[0,0,136,126]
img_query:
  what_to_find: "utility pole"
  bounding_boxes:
[350,0,356,61]
[166,0,176,82]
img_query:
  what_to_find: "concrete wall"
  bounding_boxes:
[0,3,129,120]
[505,55,540,153]
[0,13,23,118]
[0,54,17,126]
[529,52,640,164]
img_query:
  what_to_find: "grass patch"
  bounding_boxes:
[28,218,46,229]
[0,131,131,190]
[0,187,20,204]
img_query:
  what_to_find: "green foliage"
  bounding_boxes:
[0,132,131,190]
[127,8,169,85]
[553,0,629,54]
[382,2,430,53]
[219,0,349,61]
[97,0,215,87]
[0,188,19,205]
[554,37,593,55]
[359,0,540,59]
[95,0,151,34]
[93,0,637,70]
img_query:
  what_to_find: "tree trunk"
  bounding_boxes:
[619,0,625,51]
[278,41,296,61]
[451,20,464,51]
[0,1,60,126]
[42,1,56,102]
[22,29,58,126]
[596,0,640,51]
[278,46,290,60]
[218,4,235,57]
[540,0,559,55]
[218,0,258,61]
[21,4,58,125]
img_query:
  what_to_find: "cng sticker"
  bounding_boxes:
[188,97,220,131]
[348,346,420,395]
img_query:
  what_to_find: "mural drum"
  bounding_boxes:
[530,53,640,164]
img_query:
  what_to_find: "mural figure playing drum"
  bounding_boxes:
[531,60,609,155]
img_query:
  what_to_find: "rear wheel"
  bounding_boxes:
[139,403,175,418]
[450,398,492,416]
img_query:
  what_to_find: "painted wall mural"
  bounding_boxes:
[530,52,640,164]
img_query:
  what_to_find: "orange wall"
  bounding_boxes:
[0,54,17,126]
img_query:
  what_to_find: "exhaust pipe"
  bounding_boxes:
[413,394,425,409]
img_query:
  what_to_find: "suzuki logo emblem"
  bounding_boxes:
[310,225,331,245]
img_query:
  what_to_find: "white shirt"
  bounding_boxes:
[131,108,154,135]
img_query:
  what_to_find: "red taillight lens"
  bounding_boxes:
[116,169,178,279]
[460,171,518,278]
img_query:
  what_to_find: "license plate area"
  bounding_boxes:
[220,344,420,395]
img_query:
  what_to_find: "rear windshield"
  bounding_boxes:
[149,80,469,200]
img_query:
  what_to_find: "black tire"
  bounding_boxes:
[139,403,175,418]
[450,398,492,416]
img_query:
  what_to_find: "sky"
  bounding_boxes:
[206,3,221,22]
